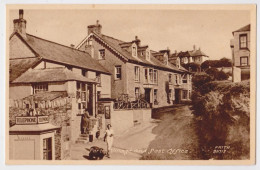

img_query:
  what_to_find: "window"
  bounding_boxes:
[97,91,101,101]
[182,74,188,83]
[132,46,137,57]
[153,70,158,84]
[174,74,178,85]
[146,50,150,60]
[82,69,87,77]
[149,69,154,82]
[99,49,105,59]
[134,66,140,82]
[169,74,172,83]
[43,137,52,160]
[115,66,122,80]
[188,90,191,99]
[182,90,188,100]
[135,87,140,100]
[144,68,148,83]
[76,82,87,110]
[96,72,101,86]
[168,89,172,100]
[239,34,248,49]
[240,56,248,66]
[154,89,158,105]
[33,83,48,94]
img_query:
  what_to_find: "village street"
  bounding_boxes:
[70,105,201,160]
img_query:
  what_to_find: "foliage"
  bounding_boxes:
[191,80,250,160]
[182,62,201,72]
[205,68,229,81]
[201,57,232,71]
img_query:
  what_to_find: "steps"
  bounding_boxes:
[75,134,89,144]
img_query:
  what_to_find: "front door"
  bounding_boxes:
[144,88,151,103]
[175,89,181,104]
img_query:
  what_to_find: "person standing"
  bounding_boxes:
[104,124,114,158]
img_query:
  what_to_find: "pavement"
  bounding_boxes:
[70,119,159,160]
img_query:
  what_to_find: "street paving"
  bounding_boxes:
[70,105,199,160]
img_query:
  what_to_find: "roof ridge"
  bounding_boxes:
[101,34,126,43]
[26,33,88,54]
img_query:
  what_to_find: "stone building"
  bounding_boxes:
[76,21,192,108]
[230,24,250,82]
[9,10,112,160]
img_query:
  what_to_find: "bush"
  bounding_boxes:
[205,68,229,81]
[201,57,232,71]
[192,80,250,160]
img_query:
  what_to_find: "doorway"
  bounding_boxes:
[175,89,181,104]
[144,88,151,103]
[87,84,93,116]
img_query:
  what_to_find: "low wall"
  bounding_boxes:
[111,108,151,135]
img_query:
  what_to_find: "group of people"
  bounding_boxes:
[81,110,114,158]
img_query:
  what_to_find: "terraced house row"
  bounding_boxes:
[77,20,192,108]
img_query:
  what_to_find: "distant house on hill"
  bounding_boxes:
[169,45,209,66]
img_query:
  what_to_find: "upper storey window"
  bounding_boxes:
[239,34,248,49]
[132,44,137,57]
[146,49,150,61]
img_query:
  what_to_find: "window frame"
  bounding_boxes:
[134,66,140,82]
[240,56,249,66]
[33,83,48,94]
[239,34,248,49]
[115,65,122,80]
[98,49,105,60]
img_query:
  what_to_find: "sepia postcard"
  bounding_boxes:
[5,4,256,165]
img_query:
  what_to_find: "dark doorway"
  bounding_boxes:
[87,84,93,116]
[175,89,181,104]
[144,88,151,103]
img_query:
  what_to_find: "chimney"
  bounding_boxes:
[13,9,27,39]
[132,36,141,46]
[88,20,102,35]
[193,45,196,51]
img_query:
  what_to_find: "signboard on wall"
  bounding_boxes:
[15,116,49,125]
[104,106,110,119]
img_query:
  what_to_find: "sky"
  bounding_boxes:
[9,9,250,60]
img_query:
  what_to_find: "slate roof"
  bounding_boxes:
[233,24,250,34]
[9,57,41,82]
[23,91,68,101]
[173,49,208,59]
[11,32,110,74]
[91,33,187,73]
[12,67,97,84]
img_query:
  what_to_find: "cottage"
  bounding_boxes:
[77,21,192,108]
[9,10,112,159]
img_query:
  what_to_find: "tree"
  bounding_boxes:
[182,62,201,72]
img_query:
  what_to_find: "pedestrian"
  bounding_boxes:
[104,124,114,158]
[81,110,90,134]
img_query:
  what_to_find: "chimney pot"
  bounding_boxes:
[193,45,196,51]
[13,9,27,39]
[19,9,23,19]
